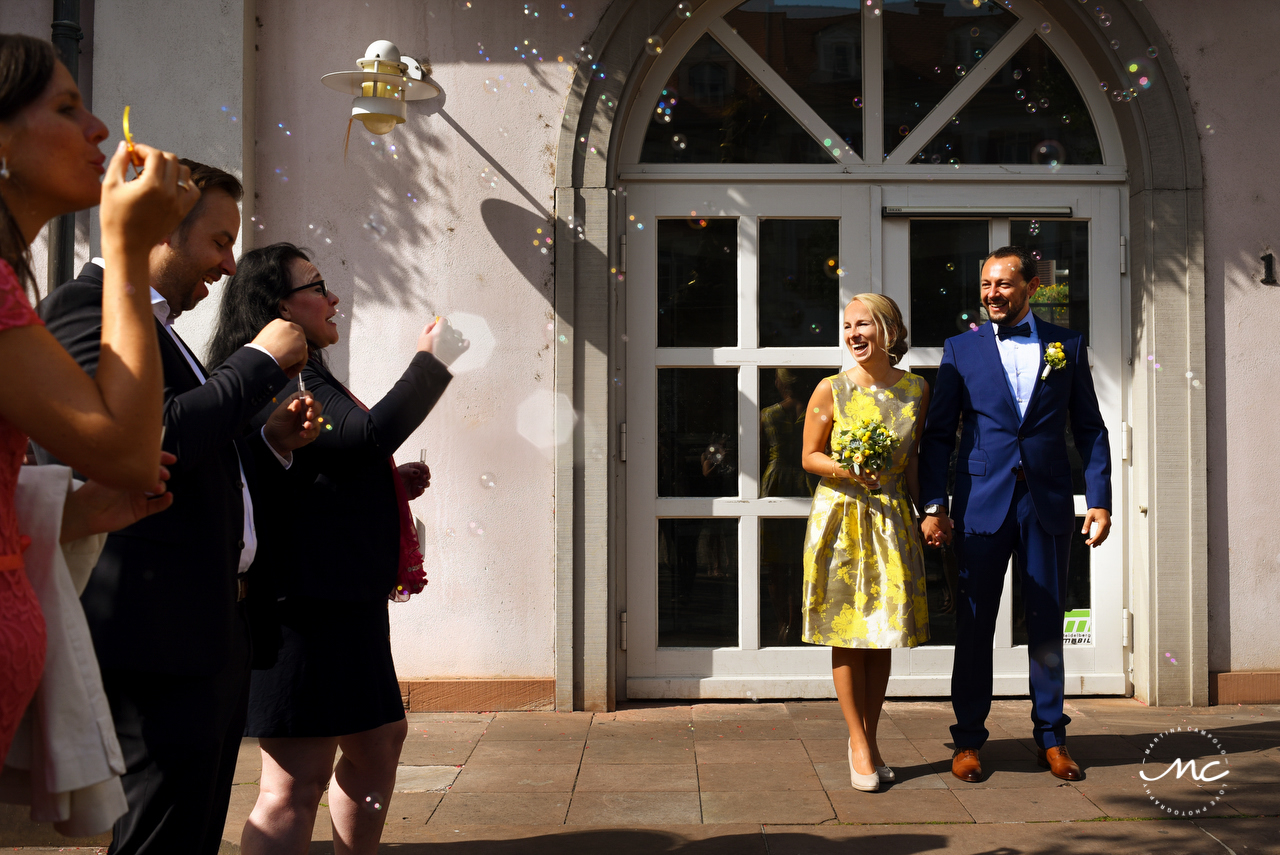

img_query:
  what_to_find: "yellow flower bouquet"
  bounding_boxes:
[831,416,899,495]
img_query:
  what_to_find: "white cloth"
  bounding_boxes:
[992,311,1041,420]
[147,288,292,575]
[0,465,127,835]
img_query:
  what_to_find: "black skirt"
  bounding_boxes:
[245,595,405,738]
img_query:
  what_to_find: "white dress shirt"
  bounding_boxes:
[993,311,1041,421]
[146,286,289,576]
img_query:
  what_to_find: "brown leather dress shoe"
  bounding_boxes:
[1038,745,1083,781]
[951,748,982,782]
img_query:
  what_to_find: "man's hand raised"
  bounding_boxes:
[264,391,323,458]
[253,319,309,378]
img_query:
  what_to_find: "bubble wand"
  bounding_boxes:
[122,106,145,178]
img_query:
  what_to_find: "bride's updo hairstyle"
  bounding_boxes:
[849,293,909,366]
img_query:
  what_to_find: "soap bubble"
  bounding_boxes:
[362,213,386,239]
[445,528,456,537]
[898,124,910,136]
[364,793,384,812]
[250,215,265,232]
[676,2,693,17]
[557,2,575,19]
[1147,46,1159,58]
[853,96,863,109]
[1014,89,1026,101]
[1029,219,1041,235]
[945,262,955,271]
[480,166,499,189]
[955,65,967,77]
[1025,103,1038,114]
[573,43,592,64]
[1061,114,1072,124]
[973,49,984,60]
[1039,98,1050,108]
[930,153,941,163]
[468,521,485,536]
[483,78,499,94]
[1110,39,1120,50]
[810,323,822,334]
[523,2,540,18]
[273,166,288,183]
[1039,22,1052,34]
[480,472,496,488]
[970,27,980,36]
[1099,12,1112,26]
[645,36,664,55]
[824,256,841,280]
[671,133,688,151]
[1112,90,1125,102]
[1031,250,1042,260]
[1013,69,1023,80]
[567,215,585,242]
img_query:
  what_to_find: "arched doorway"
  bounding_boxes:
[553,0,1206,709]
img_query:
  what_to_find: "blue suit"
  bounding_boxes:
[920,316,1110,750]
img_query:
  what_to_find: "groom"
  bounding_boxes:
[920,246,1111,783]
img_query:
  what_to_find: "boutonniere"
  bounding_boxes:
[1041,341,1067,379]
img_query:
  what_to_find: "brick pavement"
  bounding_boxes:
[3,698,1277,851]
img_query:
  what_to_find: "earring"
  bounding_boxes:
[0,157,9,180]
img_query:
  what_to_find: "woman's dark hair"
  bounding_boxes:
[0,34,58,300]
[206,242,312,369]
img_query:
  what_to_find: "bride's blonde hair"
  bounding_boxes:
[848,293,909,366]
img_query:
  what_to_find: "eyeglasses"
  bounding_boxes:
[287,280,327,298]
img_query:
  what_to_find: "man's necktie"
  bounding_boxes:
[995,322,1032,340]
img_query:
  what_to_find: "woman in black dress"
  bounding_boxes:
[207,242,451,854]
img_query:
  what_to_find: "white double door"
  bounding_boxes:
[623,180,1127,699]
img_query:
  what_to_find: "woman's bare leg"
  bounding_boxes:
[241,737,339,855]
[832,647,876,775]
[863,649,893,767]
[328,717,408,855]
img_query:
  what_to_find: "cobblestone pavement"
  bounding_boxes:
[3,698,1277,852]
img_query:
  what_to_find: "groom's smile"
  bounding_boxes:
[980,256,1040,326]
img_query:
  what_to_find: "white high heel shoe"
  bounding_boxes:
[848,739,880,792]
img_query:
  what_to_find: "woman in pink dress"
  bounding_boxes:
[0,34,199,761]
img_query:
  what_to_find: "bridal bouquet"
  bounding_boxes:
[831,417,899,495]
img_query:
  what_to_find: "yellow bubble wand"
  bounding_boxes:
[122,105,145,178]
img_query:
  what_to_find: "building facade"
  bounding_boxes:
[4,0,1277,710]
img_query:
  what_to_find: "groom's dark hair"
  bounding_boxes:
[986,245,1040,284]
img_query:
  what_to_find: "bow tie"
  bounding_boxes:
[995,322,1032,340]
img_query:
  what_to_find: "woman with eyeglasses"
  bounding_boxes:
[206,242,450,854]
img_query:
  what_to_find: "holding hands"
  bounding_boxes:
[922,512,953,548]
[60,451,176,543]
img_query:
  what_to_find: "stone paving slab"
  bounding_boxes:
[5,698,1279,851]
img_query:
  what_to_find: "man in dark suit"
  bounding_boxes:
[37,161,318,853]
[920,245,1111,784]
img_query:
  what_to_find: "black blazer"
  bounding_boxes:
[36,263,292,676]
[259,352,451,602]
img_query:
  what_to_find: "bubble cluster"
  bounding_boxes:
[567,215,585,242]
[480,472,496,488]
[1029,219,1041,235]
[653,88,677,124]
[533,227,553,255]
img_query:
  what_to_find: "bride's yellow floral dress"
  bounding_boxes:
[801,372,930,649]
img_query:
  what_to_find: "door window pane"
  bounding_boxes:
[760,367,831,498]
[912,367,959,647]
[658,218,738,347]
[1011,219,1090,344]
[883,0,1019,158]
[659,518,739,647]
[759,219,841,347]
[658,368,739,497]
[641,34,833,164]
[916,37,1102,165]
[1012,518,1091,646]
[760,518,807,647]
[725,0,864,159]
[909,219,989,347]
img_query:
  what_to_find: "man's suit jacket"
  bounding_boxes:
[36,263,291,676]
[919,318,1111,537]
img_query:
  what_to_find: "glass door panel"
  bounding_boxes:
[760,517,808,647]
[658,218,739,347]
[908,219,989,348]
[1012,218,1090,342]
[759,220,841,347]
[658,367,740,498]
[659,518,740,647]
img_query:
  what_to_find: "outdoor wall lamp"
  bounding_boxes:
[321,40,438,136]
